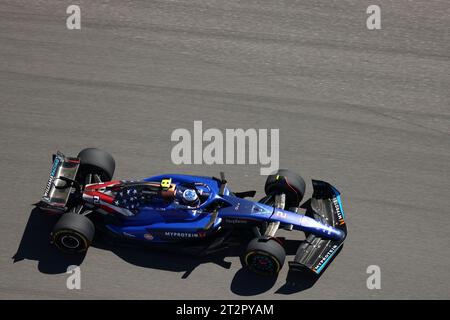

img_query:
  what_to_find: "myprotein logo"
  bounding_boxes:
[164,231,206,238]
[313,244,338,272]
[171,121,279,175]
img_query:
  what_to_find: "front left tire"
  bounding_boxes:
[264,169,306,207]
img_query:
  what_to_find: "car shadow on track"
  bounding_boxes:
[272,246,344,295]
[13,209,325,295]
[230,268,320,296]
[229,240,322,296]
[93,238,235,279]
[13,208,86,274]
[13,208,238,278]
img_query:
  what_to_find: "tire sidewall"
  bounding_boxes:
[244,238,286,276]
[51,213,95,254]
[77,148,115,182]
[244,250,282,276]
[52,229,90,253]
[265,169,306,206]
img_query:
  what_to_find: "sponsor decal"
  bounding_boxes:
[333,197,345,223]
[224,218,248,224]
[43,157,61,198]
[144,233,154,240]
[163,231,206,239]
[313,244,338,272]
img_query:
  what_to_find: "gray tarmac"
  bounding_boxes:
[0,0,449,299]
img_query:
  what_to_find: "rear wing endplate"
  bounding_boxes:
[37,151,80,212]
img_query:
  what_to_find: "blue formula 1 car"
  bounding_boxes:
[36,148,347,276]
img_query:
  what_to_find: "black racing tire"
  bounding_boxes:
[243,237,286,276]
[51,213,95,254]
[264,169,306,207]
[77,148,115,182]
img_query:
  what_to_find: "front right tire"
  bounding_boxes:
[243,237,286,276]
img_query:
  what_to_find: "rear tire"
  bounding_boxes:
[77,148,115,182]
[265,169,306,207]
[243,237,286,276]
[51,213,95,254]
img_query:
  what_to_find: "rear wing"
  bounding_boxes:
[289,180,347,275]
[37,151,80,212]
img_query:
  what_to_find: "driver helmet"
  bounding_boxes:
[181,188,199,206]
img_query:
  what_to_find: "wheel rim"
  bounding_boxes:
[61,234,81,249]
[245,251,280,275]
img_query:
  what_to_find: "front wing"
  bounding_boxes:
[289,180,347,275]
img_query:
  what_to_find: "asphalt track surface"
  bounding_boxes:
[1,1,449,299]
